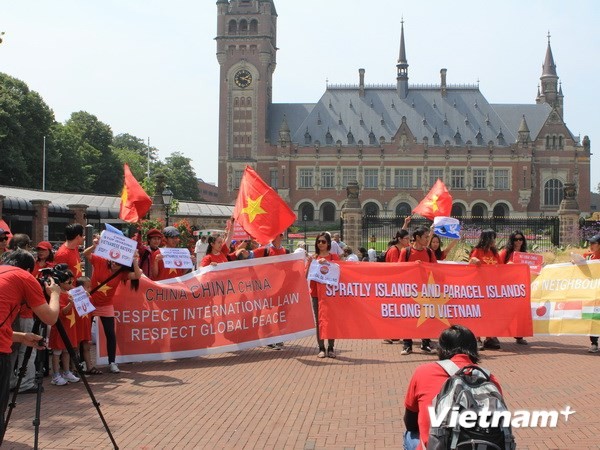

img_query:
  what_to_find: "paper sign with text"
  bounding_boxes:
[512,252,544,275]
[96,252,314,363]
[159,247,194,269]
[70,285,96,317]
[317,261,532,339]
[95,230,137,266]
[307,259,340,286]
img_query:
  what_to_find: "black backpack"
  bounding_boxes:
[376,250,387,262]
[427,360,516,450]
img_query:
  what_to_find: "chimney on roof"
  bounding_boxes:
[440,68,447,98]
[359,68,365,98]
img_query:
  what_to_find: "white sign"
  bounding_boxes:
[307,259,340,286]
[160,247,194,269]
[95,230,137,266]
[70,285,96,317]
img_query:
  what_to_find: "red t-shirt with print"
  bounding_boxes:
[470,248,503,265]
[89,254,129,307]
[54,244,83,279]
[399,246,437,263]
[200,244,230,267]
[48,291,79,351]
[0,266,47,353]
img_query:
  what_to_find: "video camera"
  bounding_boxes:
[38,263,72,285]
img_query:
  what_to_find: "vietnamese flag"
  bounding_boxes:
[412,179,452,220]
[233,166,296,244]
[119,163,152,223]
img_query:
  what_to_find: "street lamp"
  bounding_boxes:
[303,214,307,241]
[162,187,173,226]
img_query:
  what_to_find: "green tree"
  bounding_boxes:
[0,72,55,187]
[158,152,201,201]
[111,133,159,184]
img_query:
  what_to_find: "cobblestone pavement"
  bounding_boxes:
[2,335,598,449]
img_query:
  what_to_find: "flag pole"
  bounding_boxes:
[146,137,151,179]
[42,136,46,191]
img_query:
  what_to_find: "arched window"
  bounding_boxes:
[546,135,550,149]
[395,202,411,217]
[544,179,564,207]
[249,19,258,34]
[363,202,379,216]
[240,97,245,107]
[451,203,466,217]
[239,19,248,34]
[299,202,314,221]
[471,203,488,218]
[246,97,251,106]
[321,202,336,222]
[552,135,556,149]
[234,97,239,107]
[558,135,564,149]
[228,20,237,35]
[493,203,509,218]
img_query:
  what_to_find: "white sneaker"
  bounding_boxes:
[109,362,120,373]
[62,371,80,383]
[51,373,68,386]
[588,344,599,353]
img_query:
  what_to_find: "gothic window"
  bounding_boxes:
[369,130,376,145]
[239,19,248,34]
[546,135,551,149]
[347,130,355,145]
[321,169,335,189]
[234,97,239,107]
[544,179,564,207]
[246,97,251,106]
[228,20,237,35]
[299,203,314,221]
[249,19,258,34]
[240,97,245,107]
[493,203,509,218]
[559,135,564,149]
[451,169,465,189]
[304,129,312,145]
[429,169,444,187]
[321,203,336,222]
[342,168,357,187]
[473,169,487,190]
[363,202,379,216]
[298,169,314,189]
[325,129,333,145]
[395,202,411,217]
[494,169,509,190]
[269,169,278,189]
[363,169,378,189]
[394,169,412,189]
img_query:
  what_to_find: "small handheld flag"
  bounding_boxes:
[433,216,461,239]
[413,179,452,220]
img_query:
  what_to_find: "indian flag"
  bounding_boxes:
[582,305,600,320]
[551,301,582,319]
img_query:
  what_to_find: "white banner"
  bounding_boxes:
[159,247,194,269]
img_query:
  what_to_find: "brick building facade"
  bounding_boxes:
[216,0,590,222]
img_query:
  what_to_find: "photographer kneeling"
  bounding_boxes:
[0,249,61,438]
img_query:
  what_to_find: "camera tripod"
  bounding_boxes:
[0,315,119,449]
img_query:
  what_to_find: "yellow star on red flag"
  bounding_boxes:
[66,309,76,328]
[241,195,267,223]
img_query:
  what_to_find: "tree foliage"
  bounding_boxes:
[155,152,201,202]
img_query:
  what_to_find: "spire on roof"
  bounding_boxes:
[542,31,557,77]
[396,18,409,99]
[518,115,530,133]
[398,18,407,64]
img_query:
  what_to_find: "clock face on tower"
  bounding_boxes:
[234,69,252,88]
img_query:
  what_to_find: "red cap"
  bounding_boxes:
[36,241,53,251]
[146,228,163,239]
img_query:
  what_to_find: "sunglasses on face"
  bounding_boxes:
[317,240,328,244]
[514,238,524,241]
[0,237,7,242]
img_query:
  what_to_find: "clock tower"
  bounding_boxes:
[216,0,278,203]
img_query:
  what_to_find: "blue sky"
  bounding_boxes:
[2,1,598,193]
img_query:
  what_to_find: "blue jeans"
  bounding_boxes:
[403,430,420,450]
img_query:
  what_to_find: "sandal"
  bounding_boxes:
[85,367,103,375]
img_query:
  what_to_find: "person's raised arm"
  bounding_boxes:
[223,218,234,250]
[128,250,143,280]
[82,236,99,260]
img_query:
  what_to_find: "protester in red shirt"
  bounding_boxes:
[200,220,233,267]
[399,226,436,355]
[151,226,191,280]
[0,228,9,256]
[0,249,60,437]
[138,228,163,278]
[403,325,503,450]
[307,232,340,358]
[252,233,289,258]
[428,233,459,261]
[83,239,142,373]
[54,224,84,280]
[469,229,503,350]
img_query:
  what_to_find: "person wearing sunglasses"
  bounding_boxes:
[499,230,530,346]
[307,232,339,358]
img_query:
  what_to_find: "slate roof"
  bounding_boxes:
[0,186,233,219]
[268,85,554,148]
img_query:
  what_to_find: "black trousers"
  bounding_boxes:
[311,297,334,351]
[1,353,11,439]
[99,317,117,364]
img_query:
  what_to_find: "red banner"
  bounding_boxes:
[317,261,532,339]
[96,253,314,363]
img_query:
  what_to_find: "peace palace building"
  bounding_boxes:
[216,0,591,222]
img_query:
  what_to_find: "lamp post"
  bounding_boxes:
[303,214,307,241]
[162,187,173,226]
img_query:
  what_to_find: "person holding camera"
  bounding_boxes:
[83,238,142,374]
[0,249,61,438]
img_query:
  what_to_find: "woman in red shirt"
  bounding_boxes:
[307,232,340,358]
[429,233,458,261]
[33,241,55,277]
[469,229,502,350]
[200,222,233,267]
